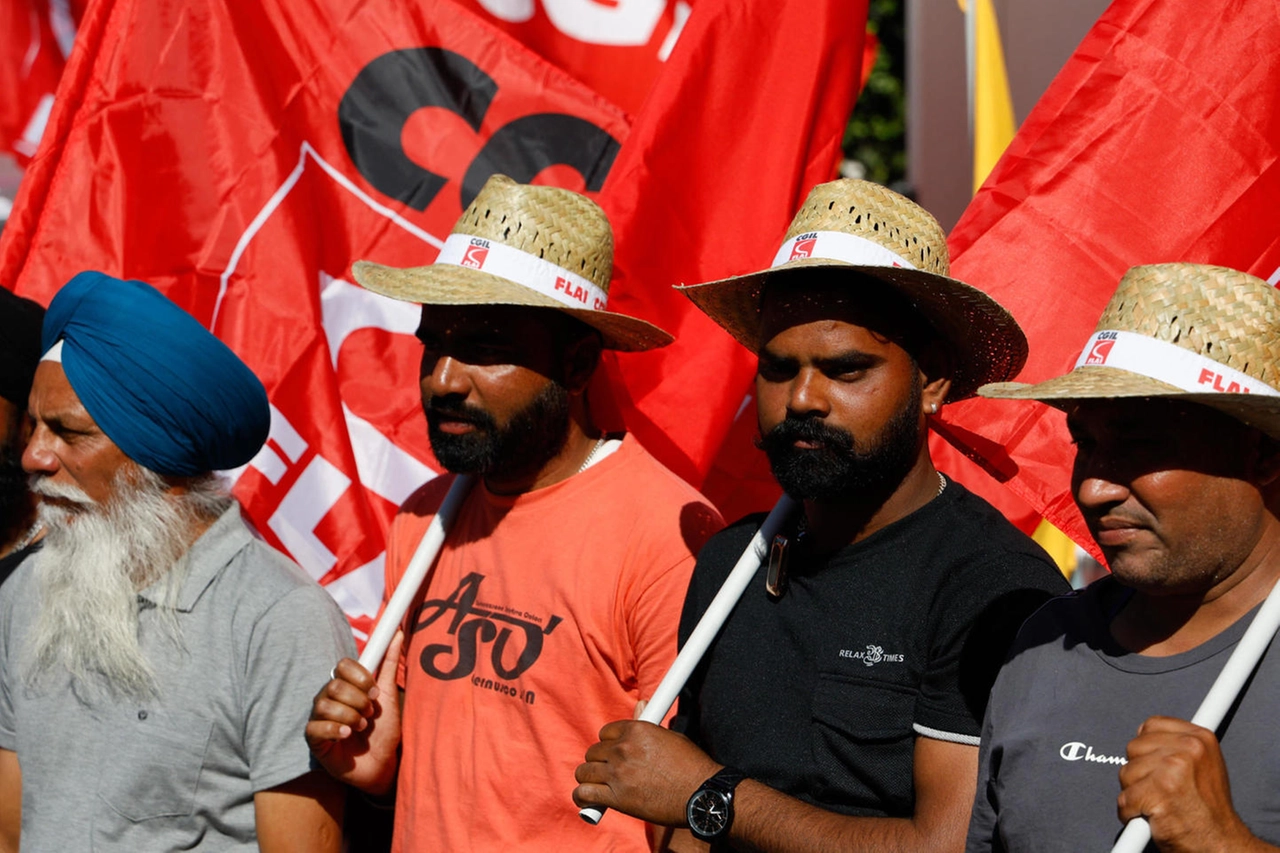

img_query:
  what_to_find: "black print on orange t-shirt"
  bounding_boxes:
[411,572,562,681]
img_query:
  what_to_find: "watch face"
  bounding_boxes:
[688,789,732,838]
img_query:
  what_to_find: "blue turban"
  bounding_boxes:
[42,271,270,476]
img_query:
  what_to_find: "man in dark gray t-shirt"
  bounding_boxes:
[970,263,1280,853]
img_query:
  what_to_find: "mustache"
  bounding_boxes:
[756,415,855,454]
[29,476,96,508]
[426,396,496,430]
[1088,511,1154,531]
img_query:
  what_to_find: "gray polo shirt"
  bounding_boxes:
[0,505,356,851]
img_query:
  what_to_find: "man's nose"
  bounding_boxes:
[423,355,472,399]
[786,368,830,418]
[21,426,59,476]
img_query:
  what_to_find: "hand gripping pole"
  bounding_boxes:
[580,495,799,825]
[357,475,473,674]
[1109,576,1280,852]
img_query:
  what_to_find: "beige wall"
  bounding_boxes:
[907,0,1112,231]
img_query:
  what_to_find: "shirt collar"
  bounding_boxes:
[137,503,252,612]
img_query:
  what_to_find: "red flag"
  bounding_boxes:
[1,0,868,628]
[597,0,868,511]
[1,0,631,638]
[0,0,73,163]
[936,0,1280,558]
[452,0,696,116]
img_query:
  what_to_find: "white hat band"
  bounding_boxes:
[771,230,916,271]
[1074,329,1280,396]
[435,233,608,312]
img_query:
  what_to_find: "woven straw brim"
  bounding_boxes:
[353,261,673,352]
[980,367,1280,440]
[679,259,1028,401]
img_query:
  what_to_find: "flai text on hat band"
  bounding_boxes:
[771,230,917,271]
[1074,329,1280,396]
[435,233,609,312]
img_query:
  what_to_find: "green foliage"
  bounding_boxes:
[844,0,906,186]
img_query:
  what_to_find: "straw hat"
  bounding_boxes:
[677,179,1027,401]
[980,263,1280,438]
[353,175,673,352]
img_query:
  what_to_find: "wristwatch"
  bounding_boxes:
[686,766,747,842]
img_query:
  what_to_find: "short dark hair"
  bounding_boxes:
[0,288,45,408]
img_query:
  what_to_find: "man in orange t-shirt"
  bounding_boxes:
[307,175,722,851]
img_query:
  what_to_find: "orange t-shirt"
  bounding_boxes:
[386,435,723,852]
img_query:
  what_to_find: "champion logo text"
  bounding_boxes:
[1059,741,1127,765]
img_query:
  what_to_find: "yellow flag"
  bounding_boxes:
[1032,518,1078,579]
[960,1,1076,577]
[962,0,1016,193]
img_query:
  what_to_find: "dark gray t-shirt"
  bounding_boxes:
[0,506,356,852]
[967,576,1280,853]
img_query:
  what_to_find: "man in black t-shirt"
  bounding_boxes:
[0,287,45,586]
[574,179,1068,852]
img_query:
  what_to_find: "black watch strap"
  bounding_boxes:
[700,766,746,794]
[687,766,748,841]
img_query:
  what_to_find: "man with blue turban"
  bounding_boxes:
[0,272,355,852]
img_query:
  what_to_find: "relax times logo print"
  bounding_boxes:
[411,573,562,702]
[839,643,904,666]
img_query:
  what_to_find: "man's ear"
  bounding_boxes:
[917,340,954,413]
[563,332,603,394]
[922,375,952,412]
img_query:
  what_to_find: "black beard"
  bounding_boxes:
[757,381,922,502]
[426,383,572,477]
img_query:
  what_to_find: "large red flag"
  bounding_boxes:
[934,0,1280,557]
[1,0,868,629]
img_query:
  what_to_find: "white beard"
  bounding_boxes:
[25,467,203,701]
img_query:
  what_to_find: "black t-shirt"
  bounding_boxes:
[675,478,1069,821]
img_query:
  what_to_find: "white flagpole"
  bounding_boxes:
[357,475,473,673]
[1110,577,1280,852]
[581,494,800,825]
